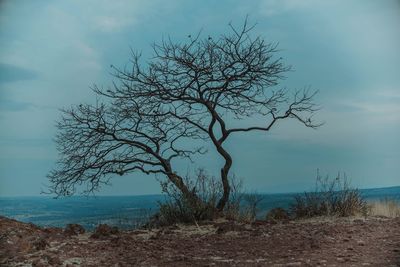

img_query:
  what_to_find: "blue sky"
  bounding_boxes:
[0,0,399,196]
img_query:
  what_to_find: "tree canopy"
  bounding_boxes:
[48,19,320,211]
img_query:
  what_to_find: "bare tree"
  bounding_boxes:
[48,19,320,212]
[48,101,206,206]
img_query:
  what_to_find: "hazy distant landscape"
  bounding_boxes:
[1,186,399,230]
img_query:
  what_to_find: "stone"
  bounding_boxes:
[91,224,119,239]
[64,224,85,236]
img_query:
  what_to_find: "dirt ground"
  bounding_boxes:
[1,215,399,266]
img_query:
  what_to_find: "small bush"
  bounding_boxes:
[266,207,290,222]
[221,177,260,222]
[225,190,264,223]
[368,198,400,218]
[151,169,263,227]
[153,169,221,227]
[291,171,368,218]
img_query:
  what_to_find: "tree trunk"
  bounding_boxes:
[206,108,233,212]
[216,149,232,212]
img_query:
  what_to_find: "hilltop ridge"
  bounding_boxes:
[1,216,400,266]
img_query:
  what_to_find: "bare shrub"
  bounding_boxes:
[266,207,290,223]
[154,169,221,227]
[368,198,400,218]
[226,191,264,223]
[291,171,368,218]
[214,176,263,223]
[151,169,262,226]
[120,208,156,230]
[223,175,243,220]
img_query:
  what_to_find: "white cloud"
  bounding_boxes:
[243,87,400,149]
[376,89,400,100]
[68,0,160,33]
[339,93,400,123]
[94,16,126,32]
[259,0,400,70]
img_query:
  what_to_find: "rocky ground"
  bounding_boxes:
[1,215,399,266]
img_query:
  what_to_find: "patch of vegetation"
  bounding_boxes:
[368,198,400,218]
[291,171,368,218]
[266,207,290,223]
[147,169,263,227]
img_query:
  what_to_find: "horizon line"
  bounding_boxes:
[1,184,399,198]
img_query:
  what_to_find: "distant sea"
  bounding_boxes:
[1,186,399,230]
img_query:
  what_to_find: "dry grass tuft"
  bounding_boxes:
[368,199,400,218]
[291,171,368,219]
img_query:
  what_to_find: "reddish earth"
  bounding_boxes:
[1,215,399,266]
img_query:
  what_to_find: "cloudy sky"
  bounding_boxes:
[1,0,399,196]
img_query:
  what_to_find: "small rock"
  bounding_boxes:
[47,255,62,265]
[91,224,119,239]
[286,262,302,266]
[215,223,244,234]
[33,237,49,250]
[357,240,365,246]
[337,257,345,262]
[32,259,46,267]
[64,224,85,236]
